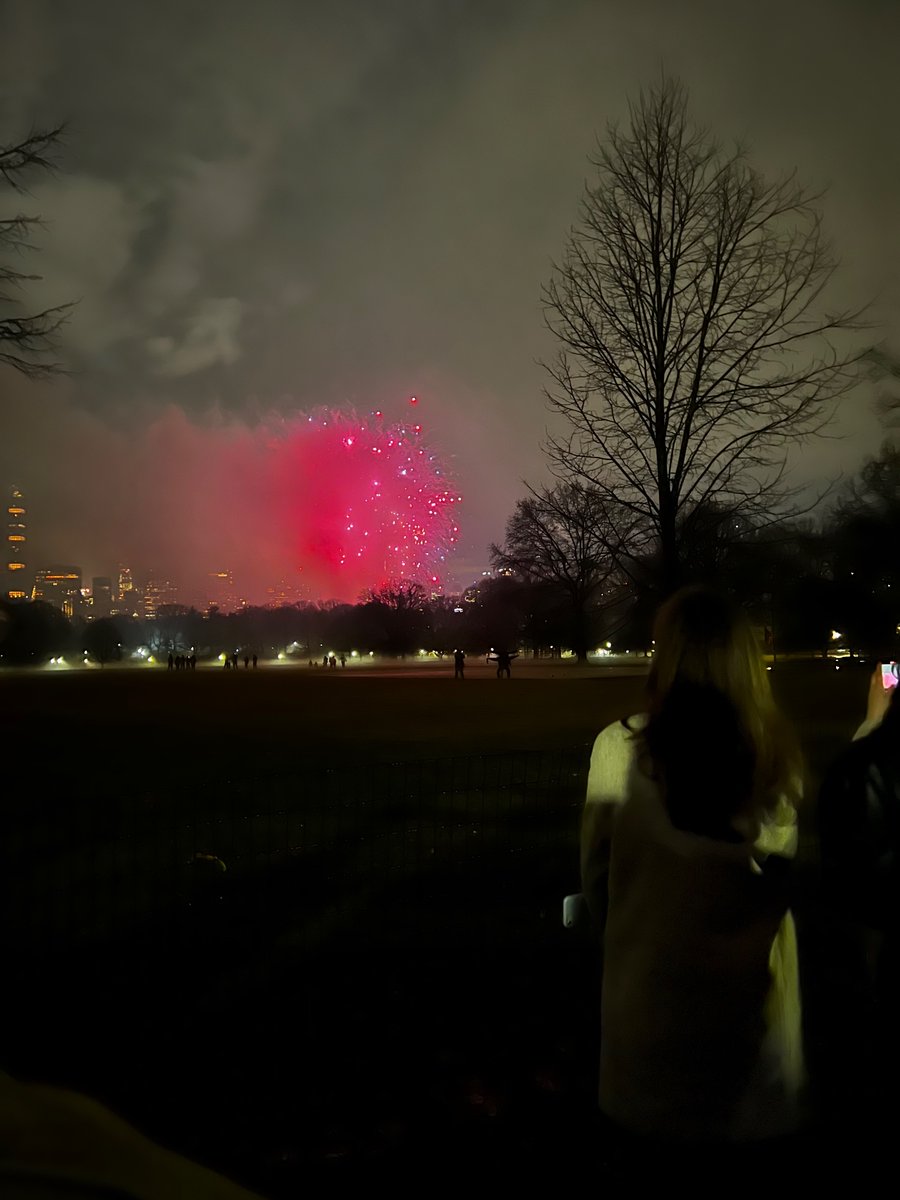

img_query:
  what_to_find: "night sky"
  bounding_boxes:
[0,0,896,598]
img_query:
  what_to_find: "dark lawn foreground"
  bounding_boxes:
[0,661,874,1191]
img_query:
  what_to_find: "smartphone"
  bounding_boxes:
[563,893,587,928]
[882,662,899,690]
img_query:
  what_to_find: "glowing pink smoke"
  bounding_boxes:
[276,404,461,599]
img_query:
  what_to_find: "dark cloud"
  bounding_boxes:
[0,0,896,591]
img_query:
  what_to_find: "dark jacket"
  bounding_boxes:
[819,712,900,997]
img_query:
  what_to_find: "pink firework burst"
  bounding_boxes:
[278,404,461,599]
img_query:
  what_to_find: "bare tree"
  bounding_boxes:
[360,580,428,611]
[835,441,900,524]
[544,77,863,593]
[490,483,621,661]
[1,126,71,378]
[359,579,430,656]
[864,345,900,426]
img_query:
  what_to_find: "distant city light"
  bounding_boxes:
[830,630,843,641]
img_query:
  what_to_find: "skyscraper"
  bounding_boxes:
[206,570,240,613]
[143,574,178,619]
[117,565,134,601]
[113,566,141,616]
[91,576,113,618]
[264,577,308,607]
[5,487,28,600]
[32,565,82,616]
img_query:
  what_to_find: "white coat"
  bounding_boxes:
[581,715,803,1142]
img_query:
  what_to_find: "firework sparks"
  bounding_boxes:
[278,402,460,598]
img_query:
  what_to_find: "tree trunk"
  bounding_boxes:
[658,501,681,596]
[571,596,589,663]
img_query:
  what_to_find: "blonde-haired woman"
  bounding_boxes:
[582,587,803,1149]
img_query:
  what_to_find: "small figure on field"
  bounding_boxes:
[489,650,517,678]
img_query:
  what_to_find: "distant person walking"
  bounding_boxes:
[340,653,346,668]
[190,654,196,670]
[167,652,174,671]
[252,654,258,669]
[454,649,465,679]
[243,655,249,670]
[329,654,337,670]
[489,650,517,679]
[322,654,328,668]
[581,587,803,1151]
[231,651,238,671]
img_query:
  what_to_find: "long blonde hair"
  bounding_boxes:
[639,587,801,838]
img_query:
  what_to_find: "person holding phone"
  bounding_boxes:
[818,660,900,1155]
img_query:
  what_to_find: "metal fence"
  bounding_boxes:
[3,746,591,959]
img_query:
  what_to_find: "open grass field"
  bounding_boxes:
[6,657,652,758]
[0,660,872,1189]
[2,652,868,761]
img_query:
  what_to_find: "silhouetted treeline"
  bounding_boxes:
[0,580,601,666]
[493,441,900,659]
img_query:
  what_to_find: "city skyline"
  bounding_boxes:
[9,520,489,615]
[4,454,482,606]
